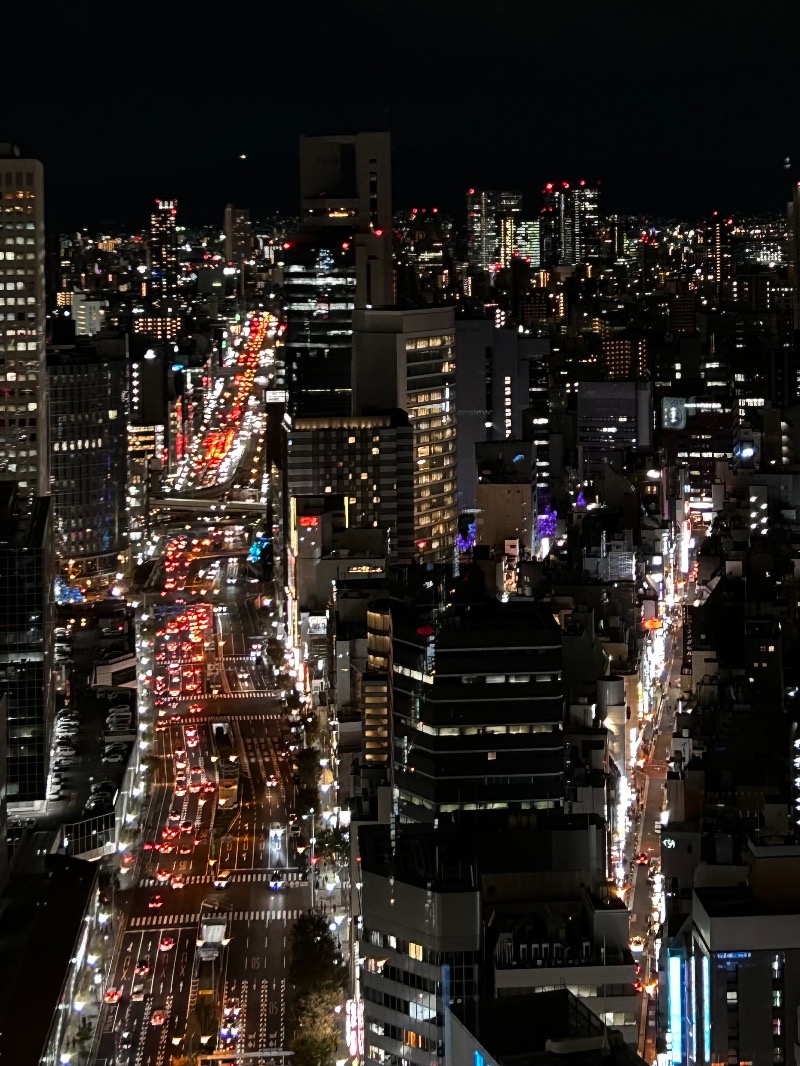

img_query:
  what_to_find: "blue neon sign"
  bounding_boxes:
[669,954,683,1064]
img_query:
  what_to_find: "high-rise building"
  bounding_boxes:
[388,565,567,822]
[0,144,49,508]
[46,339,128,589]
[0,484,54,806]
[282,133,392,417]
[540,181,601,266]
[563,180,601,264]
[353,307,457,559]
[147,198,180,318]
[466,189,522,274]
[286,412,415,564]
[224,203,252,265]
[788,182,800,331]
[514,219,541,267]
[602,332,649,379]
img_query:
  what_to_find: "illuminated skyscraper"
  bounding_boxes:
[514,219,541,266]
[540,181,600,266]
[0,144,49,507]
[283,132,392,417]
[148,198,179,312]
[466,189,522,273]
[353,307,457,560]
[224,203,252,265]
[789,182,800,331]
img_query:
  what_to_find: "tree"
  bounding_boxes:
[288,911,347,1001]
[295,748,320,791]
[291,1019,338,1066]
[288,913,347,1066]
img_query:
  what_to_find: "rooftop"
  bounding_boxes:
[451,989,645,1066]
[0,843,97,1065]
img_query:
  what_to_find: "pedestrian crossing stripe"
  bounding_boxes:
[158,713,282,726]
[127,909,304,928]
[138,870,305,888]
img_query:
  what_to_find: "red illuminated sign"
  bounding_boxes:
[299,516,319,528]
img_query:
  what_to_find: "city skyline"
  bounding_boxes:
[4,1,800,230]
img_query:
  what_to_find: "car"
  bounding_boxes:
[178,843,192,855]
[102,752,125,763]
[213,870,231,889]
[159,936,175,952]
[174,748,186,758]
[168,811,181,822]
[629,935,646,954]
[170,874,185,889]
[270,872,284,891]
[188,783,201,793]
[194,828,209,844]
[175,758,187,770]
[266,775,278,788]
[156,869,171,882]
[180,820,193,834]
[634,853,650,865]
[187,735,199,748]
[654,822,662,834]
[142,841,155,851]
[155,842,174,854]
[149,894,164,909]
[135,958,152,975]
[151,1010,168,1026]
[175,785,187,797]
[202,782,216,793]
[162,827,179,840]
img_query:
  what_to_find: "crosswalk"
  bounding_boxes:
[128,908,303,928]
[220,691,275,700]
[139,870,306,888]
[177,712,282,725]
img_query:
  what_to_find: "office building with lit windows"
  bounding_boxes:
[514,219,541,267]
[224,203,252,265]
[387,564,566,823]
[286,411,415,564]
[353,307,457,559]
[466,189,522,273]
[665,840,800,1066]
[282,133,393,417]
[46,339,128,586]
[453,319,542,513]
[0,484,54,806]
[0,144,49,509]
[540,181,601,266]
[148,198,179,310]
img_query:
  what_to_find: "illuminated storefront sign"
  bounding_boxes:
[668,954,683,1064]
[345,998,364,1058]
[702,954,711,1064]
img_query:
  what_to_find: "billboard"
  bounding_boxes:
[662,397,687,430]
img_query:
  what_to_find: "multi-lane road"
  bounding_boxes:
[96,635,305,1064]
[94,310,309,1064]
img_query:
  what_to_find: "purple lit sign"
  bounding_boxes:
[537,509,557,539]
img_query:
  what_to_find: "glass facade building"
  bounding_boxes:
[0,486,54,804]
[0,144,48,510]
[47,342,128,585]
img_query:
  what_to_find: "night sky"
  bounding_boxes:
[4,0,798,232]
